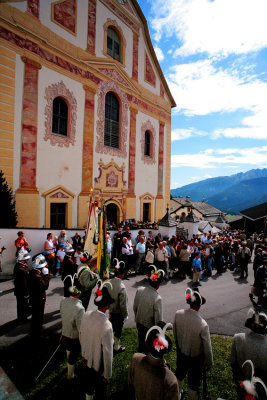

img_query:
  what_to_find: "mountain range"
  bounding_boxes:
[170,168,267,214]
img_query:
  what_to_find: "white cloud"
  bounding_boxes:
[171,127,207,141]
[167,59,267,139]
[171,146,267,168]
[150,0,267,56]
[154,45,164,61]
[167,59,267,117]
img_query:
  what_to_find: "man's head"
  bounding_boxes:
[60,230,66,237]
[145,321,173,358]
[245,308,267,335]
[148,265,164,289]
[94,282,115,310]
[185,287,206,310]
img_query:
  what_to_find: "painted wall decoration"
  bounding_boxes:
[160,83,165,98]
[132,34,139,80]
[44,81,77,147]
[52,0,77,35]
[50,191,69,198]
[27,0,39,19]
[20,60,40,188]
[145,52,156,87]
[0,27,170,122]
[102,0,140,34]
[140,120,156,165]
[87,0,96,53]
[106,170,118,187]
[95,80,129,158]
[94,160,127,187]
[98,68,130,87]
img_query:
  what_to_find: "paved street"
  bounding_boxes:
[0,262,261,352]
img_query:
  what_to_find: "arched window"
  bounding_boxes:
[104,92,119,148]
[52,97,68,136]
[107,27,121,61]
[144,130,151,156]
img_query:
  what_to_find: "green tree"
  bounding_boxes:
[0,170,17,227]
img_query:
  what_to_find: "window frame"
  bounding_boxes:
[103,20,126,67]
[52,97,69,137]
[107,27,121,62]
[104,92,120,149]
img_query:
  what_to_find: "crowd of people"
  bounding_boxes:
[11,227,267,399]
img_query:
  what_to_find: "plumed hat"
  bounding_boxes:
[113,258,125,275]
[145,321,173,358]
[245,308,267,335]
[240,360,267,399]
[94,280,114,308]
[80,251,92,263]
[63,274,81,297]
[148,265,165,287]
[185,287,206,307]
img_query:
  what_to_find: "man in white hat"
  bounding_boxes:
[173,288,213,400]
[13,249,31,323]
[29,254,50,339]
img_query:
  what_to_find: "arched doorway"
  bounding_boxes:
[106,203,118,227]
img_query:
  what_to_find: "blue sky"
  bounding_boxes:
[139,0,267,188]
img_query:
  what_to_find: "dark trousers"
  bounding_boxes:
[110,313,124,339]
[30,301,45,338]
[61,336,80,365]
[175,345,204,391]
[240,260,248,278]
[81,366,107,400]
[16,295,30,322]
[136,323,149,354]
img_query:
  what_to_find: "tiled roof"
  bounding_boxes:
[171,198,225,217]
[158,209,177,227]
[239,202,267,221]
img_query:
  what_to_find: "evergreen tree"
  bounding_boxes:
[0,170,17,227]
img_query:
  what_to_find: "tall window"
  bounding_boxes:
[104,92,119,148]
[107,27,121,61]
[144,130,151,156]
[52,97,68,136]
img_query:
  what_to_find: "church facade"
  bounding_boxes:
[0,0,175,229]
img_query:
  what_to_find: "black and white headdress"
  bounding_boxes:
[185,287,206,307]
[94,279,114,307]
[145,322,173,356]
[240,360,267,399]
[63,273,81,296]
